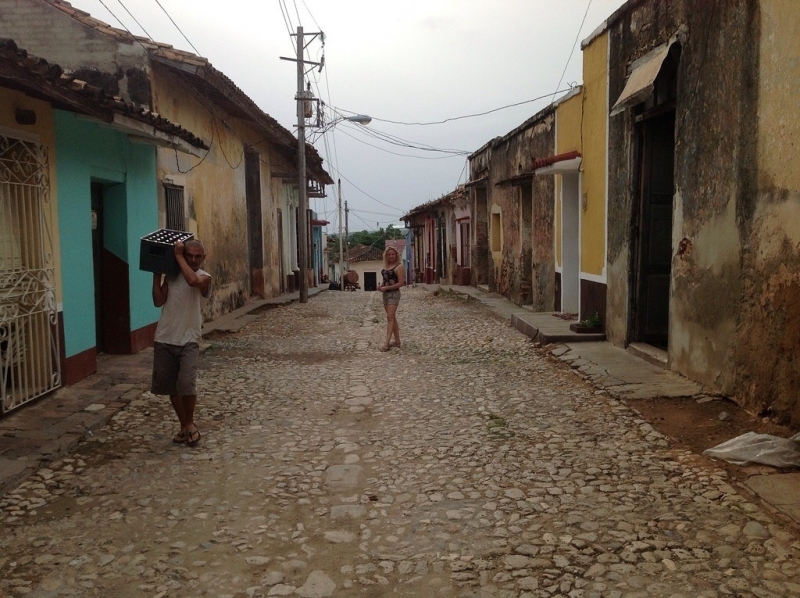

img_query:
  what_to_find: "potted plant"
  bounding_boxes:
[569,311,603,333]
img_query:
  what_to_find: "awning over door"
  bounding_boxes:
[610,40,674,116]
[534,151,582,175]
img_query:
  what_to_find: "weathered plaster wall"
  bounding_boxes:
[237,123,292,299]
[607,0,761,399]
[468,147,492,287]
[151,68,249,321]
[733,0,800,425]
[487,113,555,308]
[0,1,151,105]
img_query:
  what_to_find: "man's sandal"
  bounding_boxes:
[172,431,187,443]
[186,427,201,446]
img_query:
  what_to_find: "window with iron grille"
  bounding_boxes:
[164,184,185,231]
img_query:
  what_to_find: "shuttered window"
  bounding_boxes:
[164,184,185,231]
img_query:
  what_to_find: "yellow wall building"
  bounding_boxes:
[548,30,609,320]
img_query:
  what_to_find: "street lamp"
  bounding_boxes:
[340,114,372,125]
[326,114,372,290]
[284,27,371,302]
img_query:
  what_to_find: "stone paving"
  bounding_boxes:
[1,287,799,597]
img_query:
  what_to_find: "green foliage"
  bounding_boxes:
[327,224,405,259]
[578,311,602,328]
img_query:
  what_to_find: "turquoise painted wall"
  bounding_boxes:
[54,110,160,357]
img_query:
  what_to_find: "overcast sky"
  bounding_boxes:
[66,0,627,234]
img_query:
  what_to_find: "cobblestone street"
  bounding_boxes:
[1,288,799,598]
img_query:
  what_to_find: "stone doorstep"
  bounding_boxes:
[627,342,668,370]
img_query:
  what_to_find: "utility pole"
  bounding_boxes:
[295,26,309,303]
[337,178,343,289]
[345,200,350,276]
[281,26,322,303]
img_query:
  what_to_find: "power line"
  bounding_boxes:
[152,0,202,56]
[331,89,575,128]
[114,0,153,39]
[551,0,594,103]
[334,127,467,160]
[350,207,403,217]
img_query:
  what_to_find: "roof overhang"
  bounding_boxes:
[465,175,488,188]
[113,114,208,156]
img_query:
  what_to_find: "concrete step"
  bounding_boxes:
[627,342,668,370]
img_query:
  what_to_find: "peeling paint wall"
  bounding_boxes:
[607,0,753,364]
[606,0,800,424]
[151,67,269,321]
[2,0,295,322]
[0,1,151,105]
[484,113,556,308]
[734,0,800,425]
[468,147,492,287]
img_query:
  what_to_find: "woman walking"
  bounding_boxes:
[379,246,405,352]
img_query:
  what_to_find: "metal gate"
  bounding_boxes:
[0,133,61,414]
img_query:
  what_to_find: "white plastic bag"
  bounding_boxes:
[703,432,800,467]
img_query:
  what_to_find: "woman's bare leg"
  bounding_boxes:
[385,303,398,348]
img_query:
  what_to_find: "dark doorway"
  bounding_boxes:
[436,213,446,282]
[277,208,285,294]
[91,182,131,354]
[245,150,264,297]
[364,271,377,291]
[473,187,489,285]
[520,184,533,305]
[632,110,675,349]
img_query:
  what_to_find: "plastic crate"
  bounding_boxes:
[139,229,194,275]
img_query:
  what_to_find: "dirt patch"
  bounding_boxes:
[624,395,798,482]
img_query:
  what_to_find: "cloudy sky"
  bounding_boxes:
[66,0,627,233]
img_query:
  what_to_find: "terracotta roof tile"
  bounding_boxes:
[40,0,331,185]
[347,245,384,263]
[0,38,209,150]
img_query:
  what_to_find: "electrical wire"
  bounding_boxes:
[330,89,575,128]
[551,0,594,103]
[278,0,295,37]
[153,0,202,56]
[334,127,468,160]
[329,167,398,212]
[349,207,404,217]
[114,0,153,39]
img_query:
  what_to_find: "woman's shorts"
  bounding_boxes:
[151,342,200,396]
[383,289,401,305]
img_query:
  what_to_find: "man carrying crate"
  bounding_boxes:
[151,240,212,446]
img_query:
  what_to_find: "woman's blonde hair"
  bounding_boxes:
[383,246,400,268]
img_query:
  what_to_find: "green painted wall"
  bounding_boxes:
[54,110,160,357]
